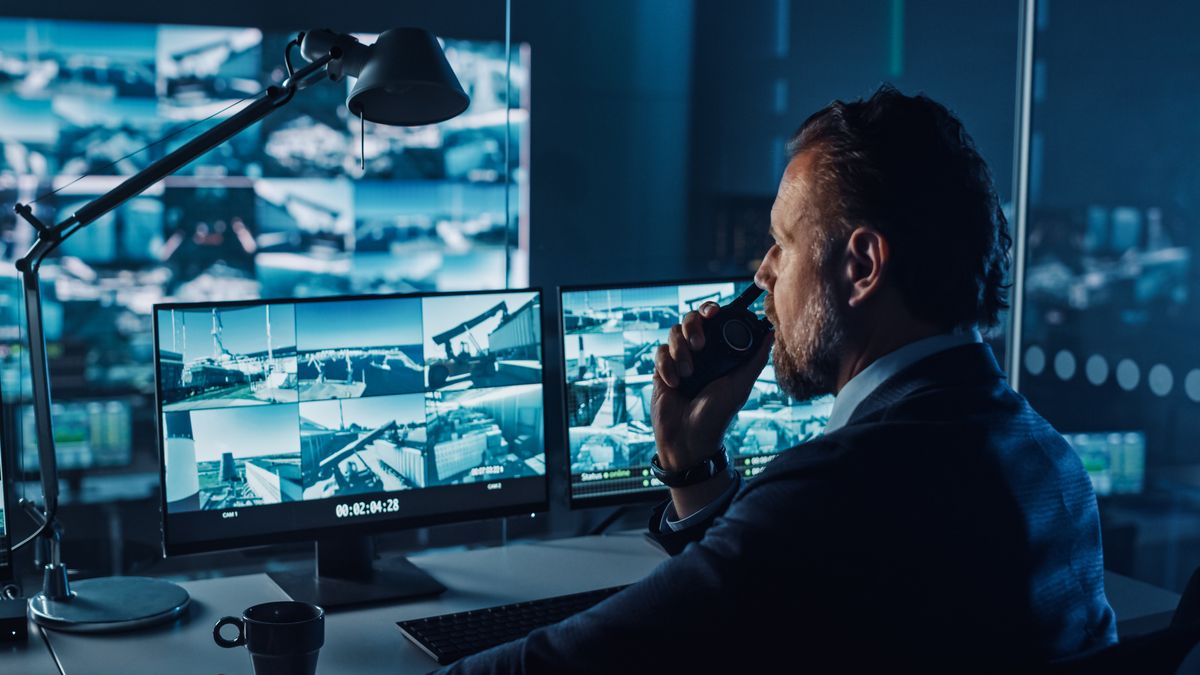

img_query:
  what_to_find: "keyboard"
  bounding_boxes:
[397,585,629,664]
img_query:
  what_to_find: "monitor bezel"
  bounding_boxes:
[153,287,551,557]
[558,275,756,509]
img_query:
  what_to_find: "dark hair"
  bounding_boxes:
[788,84,1011,330]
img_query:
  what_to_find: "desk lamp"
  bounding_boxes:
[11,27,469,632]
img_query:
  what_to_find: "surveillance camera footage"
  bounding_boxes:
[158,303,297,411]
[295,297,424,401]
[562,281,834,501]
[1065,431,1147,497]
[19,399,134,472]
[157,290,546,547]
[0,18,529,479]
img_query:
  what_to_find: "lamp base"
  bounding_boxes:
[29,577,190,633]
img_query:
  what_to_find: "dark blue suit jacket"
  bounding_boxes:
[445,343,1117,673]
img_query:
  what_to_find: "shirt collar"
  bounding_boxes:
[823,327,983,434]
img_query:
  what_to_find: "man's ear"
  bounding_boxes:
[842,226,890,308]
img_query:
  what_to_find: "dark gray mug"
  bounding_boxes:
[214,601,325,675]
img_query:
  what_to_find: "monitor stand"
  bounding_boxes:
[269,535,446,609]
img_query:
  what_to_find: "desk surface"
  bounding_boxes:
[17,533,1186,674]
[42,533,666,674]
[0,625,60,675]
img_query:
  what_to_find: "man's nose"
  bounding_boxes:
[754,267,769,291]
[754,250,775,291]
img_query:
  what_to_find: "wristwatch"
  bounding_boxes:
[650,448,729,488]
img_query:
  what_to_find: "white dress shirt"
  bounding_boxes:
[662,328,983,531]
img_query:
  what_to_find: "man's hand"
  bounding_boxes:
[652,302,772,518]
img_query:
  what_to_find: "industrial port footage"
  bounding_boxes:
[421,292,542,391]
[296,297,425,401]
[159,291,546,514]
[562,282,834,499]
[159,304,298,411]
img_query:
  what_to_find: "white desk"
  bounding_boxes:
[41,533,667,674]
[17,533,1186,674]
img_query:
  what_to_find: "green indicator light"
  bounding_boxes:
[642,469,649,477]
[745,469,752,477]
[642,480,650,487]
[603,472,609,479]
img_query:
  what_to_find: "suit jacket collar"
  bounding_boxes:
[845,342,1006,427]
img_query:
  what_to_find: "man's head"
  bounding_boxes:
[755,85,1011,400]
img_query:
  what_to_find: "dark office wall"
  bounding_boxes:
[1031,0,1200,209]
[514,1,694,287]
[687,0,1019,275]
[11,0,696,289]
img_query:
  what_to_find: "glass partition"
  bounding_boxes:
[1016,0,1200,592]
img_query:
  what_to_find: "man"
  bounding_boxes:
[446,86,1116,672]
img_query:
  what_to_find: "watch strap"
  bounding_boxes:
[650,448,729,488]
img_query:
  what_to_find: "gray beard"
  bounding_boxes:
[773,281,844,401]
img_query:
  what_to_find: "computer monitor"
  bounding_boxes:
[154,288,547,606]
[559,278,834,506]
[18,398,134,474]
[1066,431,1146,497]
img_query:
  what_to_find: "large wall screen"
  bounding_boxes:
[0,18,529,477]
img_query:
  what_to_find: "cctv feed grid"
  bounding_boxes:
[157,292,545,517]
[562,282,833,500]
[0,19,529,406]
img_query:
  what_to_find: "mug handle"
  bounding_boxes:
[213,616,246,648]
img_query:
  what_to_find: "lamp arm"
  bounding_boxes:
[68,52,332,234]
[9,48,335,527]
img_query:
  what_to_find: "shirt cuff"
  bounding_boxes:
[661,470,741,532]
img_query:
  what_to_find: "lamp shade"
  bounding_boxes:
[348,27,470,127]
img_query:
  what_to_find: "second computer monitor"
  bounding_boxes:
[561,279,833,505]
[19,399,134,473]
[154,289,547,555]
[1066,431,1146,497]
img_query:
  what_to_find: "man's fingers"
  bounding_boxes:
[651,371,678,408]
[699,301,720,317]
[667,325,693,379]
[655,343,679,387]
[681,310,705,351]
